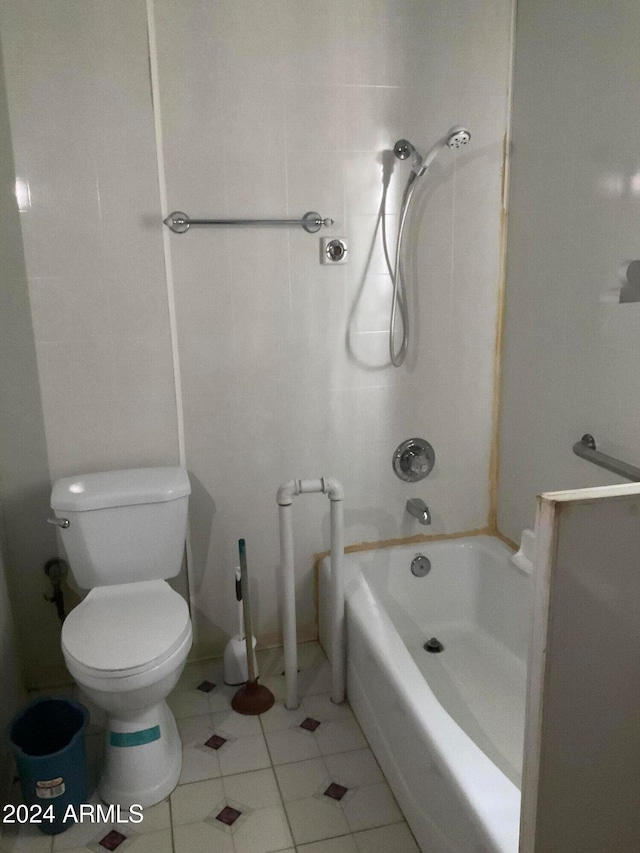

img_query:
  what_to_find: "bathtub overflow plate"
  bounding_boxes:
[411,555,431,577]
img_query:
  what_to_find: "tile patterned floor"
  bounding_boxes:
[1,643,419,853]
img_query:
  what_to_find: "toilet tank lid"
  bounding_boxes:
[51,467,191,512]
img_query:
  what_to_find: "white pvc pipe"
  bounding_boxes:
[278,498,298,709]
[277,478,345,710]
[329,494,345,705]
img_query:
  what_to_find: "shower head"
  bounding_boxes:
[413,126,472,176]
[446,127,471,149]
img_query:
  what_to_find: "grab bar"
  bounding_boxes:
[572,434,640,481]
[163,210,334,235]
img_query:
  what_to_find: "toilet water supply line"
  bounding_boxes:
[277,478,345,710]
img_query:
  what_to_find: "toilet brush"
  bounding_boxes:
[231,539,275,715]
[223,567,258,686]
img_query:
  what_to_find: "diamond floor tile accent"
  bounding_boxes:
[324,782,349,801]
[300,716,322,732]
[196,680,216,693]
[97,829,127,850]
[204,733,227,750]
[215,805,242,827]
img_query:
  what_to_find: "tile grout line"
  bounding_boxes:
[258,704,299,851]
[167,790,176,853]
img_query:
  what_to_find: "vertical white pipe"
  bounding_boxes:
[145,0,197,640]
[330,496,346,704]
[278,501,299,709]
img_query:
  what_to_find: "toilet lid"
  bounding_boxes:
[62,580,190,673]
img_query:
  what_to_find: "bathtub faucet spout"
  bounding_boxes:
[406,498,431,525]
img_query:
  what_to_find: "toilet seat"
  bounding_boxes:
[62,579,190,679]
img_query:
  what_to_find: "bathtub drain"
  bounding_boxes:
[424,637,444,653]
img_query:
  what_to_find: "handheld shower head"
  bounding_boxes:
[419,126,472,174]
[446,127,471,149]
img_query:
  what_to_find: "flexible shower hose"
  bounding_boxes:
[383,170,419,367]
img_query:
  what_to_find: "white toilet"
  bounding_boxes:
[50,467,192,808]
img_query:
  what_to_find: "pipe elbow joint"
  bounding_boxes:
[323,477,345,502]
[277,480,297,506]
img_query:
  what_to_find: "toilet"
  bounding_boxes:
[50,467,192,808]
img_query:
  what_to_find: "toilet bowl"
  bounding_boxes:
[50,467,193,808]
[62,579,192,807]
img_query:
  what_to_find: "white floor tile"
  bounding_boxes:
[259,701,305,734]
[265,727,322,765]
[342,782,403,833]
[170,777,225,826]
[43,848,84,853]
[298,663,333,697]
[231,804,293,853]
[176,714,221,785]
[173,820,234,853]
[0,822,53,853]
[166,688,211,719]
[206,683,238,713]
[199,659,225,682]
[285,796,350,846]
[221,768,282,810]
[353,822,420,853]
[274,757,329,802]
[126,828,173,853]
[315,719,368,756]
[50,794,102,850]
[323,748,384,788]
[302,693,355,723]
[133,800,171,834]
[298,835,359,853]
[259,675,287,703]
[217,733,271,775]
[175,661,208,692]
[297,642,328,670]
[52,817,99,850]
[210,709,262,738]
[254,647,284,677]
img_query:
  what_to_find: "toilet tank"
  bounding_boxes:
[50,467,191,589]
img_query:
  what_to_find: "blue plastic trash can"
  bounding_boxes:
[9,697,89,835]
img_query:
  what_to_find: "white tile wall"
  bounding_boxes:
[0,0,180,487]
[156,0,512,654]
[0,0,513,674]
[498,0,640,541]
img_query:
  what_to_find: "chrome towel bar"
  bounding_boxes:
[572,434,640,482]
[163,210,334,234]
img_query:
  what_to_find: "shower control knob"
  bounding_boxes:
[393,438,436,482]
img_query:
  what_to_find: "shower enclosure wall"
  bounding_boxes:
[0,0,514,683]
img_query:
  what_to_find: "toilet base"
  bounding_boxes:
[98,700,182,808]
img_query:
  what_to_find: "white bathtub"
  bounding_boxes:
[319,535,531,853]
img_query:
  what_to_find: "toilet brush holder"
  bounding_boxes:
[223,634,257,686]
[223,568,259,686]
